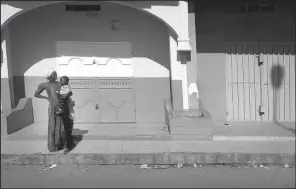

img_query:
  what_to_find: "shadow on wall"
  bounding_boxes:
[1,0,179,33]
[271,65,295,134]
[71,127,88,147]
[6,98,34,134]
[191,0,296,121]
[4,1,179,9]
[1,46,3,65]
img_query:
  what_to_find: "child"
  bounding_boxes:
[56,76,72,115]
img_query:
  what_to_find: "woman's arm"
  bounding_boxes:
[34,83,49,101]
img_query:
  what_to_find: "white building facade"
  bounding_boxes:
[1,1,193,133]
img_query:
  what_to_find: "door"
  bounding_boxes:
[56,41,136,123]
[225,43,295,122]
[98,79,136,122]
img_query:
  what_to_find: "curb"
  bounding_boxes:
[213,136,296,141]
[1,152,295,166]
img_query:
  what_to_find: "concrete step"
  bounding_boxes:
[169,116,213,137]
[170,134,213,141]
[3,134,171,141]
[6,123,170,138]
[170,126,213,136]
[174,110,203,117]
[170,117,213,127]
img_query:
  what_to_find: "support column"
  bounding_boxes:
[177,0,191,51]
[175,0,191,110]
[169,35,183,111]
[1,26,15,113]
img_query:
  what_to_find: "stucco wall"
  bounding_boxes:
[192,0,295,121]
[2,1,180,36]
[8,2,172,124]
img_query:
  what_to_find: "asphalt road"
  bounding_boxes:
[1,164,295,188]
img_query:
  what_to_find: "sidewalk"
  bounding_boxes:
[1,122,295,166]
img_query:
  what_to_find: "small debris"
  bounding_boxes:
[82,168,88,172]
[49,164,58,169]
[194,164,202,168]
[177,163,183,168]
[140,164,150,169]
[153,165,170,169]
[231,164,241,169]
[283,163,290,168]
[259,164,269,170]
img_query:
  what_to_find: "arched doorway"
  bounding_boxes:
[5,1,175,124]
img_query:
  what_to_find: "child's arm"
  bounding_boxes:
[60,85,72,100]
[64,85,72,94]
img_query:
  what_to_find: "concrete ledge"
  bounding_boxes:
[174,110,203,117]
[5,98,34,134]
[213,136,296,141]
[1,152,294,166]
[1,113,8,137]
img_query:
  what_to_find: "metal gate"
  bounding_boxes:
[225,43,295,122]
[56,41,136,123]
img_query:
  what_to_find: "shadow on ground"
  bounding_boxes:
[69,122,88,148]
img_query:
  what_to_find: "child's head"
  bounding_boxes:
[60,76,69,86]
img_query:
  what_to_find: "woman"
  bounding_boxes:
[34,69,74,154]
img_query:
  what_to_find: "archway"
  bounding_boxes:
[1,1,179,38]
[4,1,175,125]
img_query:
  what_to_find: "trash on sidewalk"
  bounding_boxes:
[153,165,170,169]
[259,164,269,170]
[177,163,183,168]
[194,164,202,168]
[49,164,58,169]
[283,163,291,168]
[81,167,88,172]
[40,164,58,171]
[231,164,241,169]
[140,164,150,169]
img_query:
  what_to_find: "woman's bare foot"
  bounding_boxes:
[63,143,76,154]
[63,148,71,154]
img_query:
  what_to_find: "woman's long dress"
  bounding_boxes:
[36,81,70,151]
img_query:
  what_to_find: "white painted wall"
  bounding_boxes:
[9,2,171,78]
[1,26,15,110]
[1,1,180,36]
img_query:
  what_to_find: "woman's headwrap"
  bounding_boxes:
[44,68,56,80]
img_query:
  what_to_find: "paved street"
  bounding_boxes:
[1,165,295,188]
